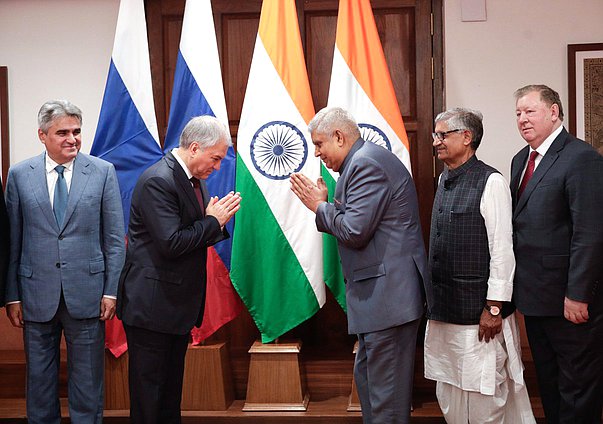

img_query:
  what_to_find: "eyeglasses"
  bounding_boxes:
[432,128,464,141]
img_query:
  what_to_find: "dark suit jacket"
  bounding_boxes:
[316,139,428,335]
[117,152,227,335]
[0,177,9,306]
[511,128,603,316]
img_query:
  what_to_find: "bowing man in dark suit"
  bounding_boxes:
[291,107,428,424]
[117,115,241,424]
[511,85,603,423]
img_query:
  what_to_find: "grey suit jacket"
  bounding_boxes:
[316,139,428,334]
[5,152,125,321]
[510,128,603,315]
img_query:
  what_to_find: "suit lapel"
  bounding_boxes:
[166,152,203,216]
[30,153,58,231]
[513,130,566,218]
[61,153,92,231]
[510,147,528,195]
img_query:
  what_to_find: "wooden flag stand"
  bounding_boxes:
[243,340,309,411]
[182,342,235,410]
[104,342,235,411]
[347,341,361,412]
[104,350,130,410]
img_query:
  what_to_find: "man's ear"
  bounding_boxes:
[38,129,46,144]
[550,103,560,122]
[463,130,473,147]
[334,129,345,146]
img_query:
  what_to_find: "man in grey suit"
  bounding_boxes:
[291,107,427,424]
[4,100,125,424]
[511,85,603,423]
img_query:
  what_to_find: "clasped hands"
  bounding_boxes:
[206,191,242,227]
[290,173,328,213]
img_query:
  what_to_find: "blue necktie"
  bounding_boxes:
[53,165,68,226]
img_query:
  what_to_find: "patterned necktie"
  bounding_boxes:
[518,151,538,199]
[53,165,68,225]
[190,177,205,215]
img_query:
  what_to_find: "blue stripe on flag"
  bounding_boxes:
[91,60,163,229]
[164,52,215,150]
[164,51,235,270]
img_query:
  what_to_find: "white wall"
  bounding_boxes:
[443,0,603,179]
[0,0,120,164]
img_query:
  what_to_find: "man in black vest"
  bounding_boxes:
[424,108,535,423]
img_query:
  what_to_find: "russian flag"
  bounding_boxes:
[164,0,241,343]
[91,0,163,357]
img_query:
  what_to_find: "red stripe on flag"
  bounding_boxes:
[191,246,243,344]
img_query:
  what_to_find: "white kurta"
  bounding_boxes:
[424,172,535,423]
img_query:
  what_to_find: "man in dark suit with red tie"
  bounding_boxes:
[117,115,241,424]
[511,85,603,423]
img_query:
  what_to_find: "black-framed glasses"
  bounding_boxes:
[432,128,464,141]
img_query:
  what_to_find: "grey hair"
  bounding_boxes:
[308,107,361,140]
[435,108,484,150]
[514,84,564,121]
[38,100,82,134]
[179,115,232,149]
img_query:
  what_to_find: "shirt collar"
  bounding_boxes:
[532,125,563,157]
[45,153,75,174]
[171,148,193,180]
[338,138,364,175]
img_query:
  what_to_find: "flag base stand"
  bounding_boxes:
[104,351,130,410]
[182,342,235,410]
[242,340,309,411]
[347,341,361,412]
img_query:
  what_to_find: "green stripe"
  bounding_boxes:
[231,155,320,343]
[321,166,346,312]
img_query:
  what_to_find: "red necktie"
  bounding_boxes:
[190,177,205,215]
[518,151,538,198]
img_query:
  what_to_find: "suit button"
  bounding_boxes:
[55,263,60,268]
[58,235,64,240]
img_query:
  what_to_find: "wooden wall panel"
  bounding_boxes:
[305,13,337,111]
[221,14,260,132]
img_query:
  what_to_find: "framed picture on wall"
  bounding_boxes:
[568,43,603,154]
[0,66,9,184]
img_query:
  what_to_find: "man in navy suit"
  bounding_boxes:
[291,107,427,424]
[4,100,125,423]
[117,115,240,424]
[511,85,603,423]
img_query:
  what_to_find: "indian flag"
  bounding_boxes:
[322,0,413,311]
[230,0,324,343]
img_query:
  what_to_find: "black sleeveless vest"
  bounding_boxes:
[428,156,498,325]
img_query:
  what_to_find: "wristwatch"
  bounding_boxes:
[484,304,501,316]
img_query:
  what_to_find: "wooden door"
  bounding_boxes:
[146,0,443,399]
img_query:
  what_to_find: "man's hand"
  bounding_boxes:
[206,191,241,228]
[478,308,502,342]
[100,297,117,321]
[290,173,328,213]
[6,303,24,328]
[564,296,589,324]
